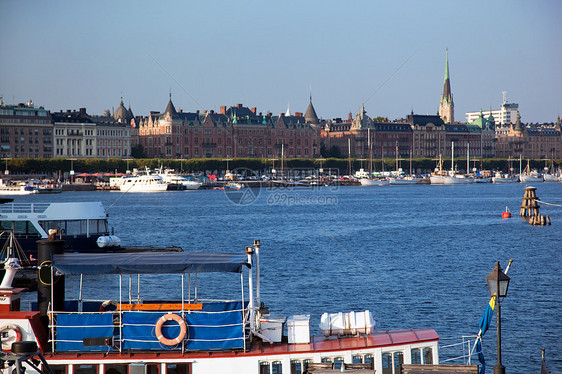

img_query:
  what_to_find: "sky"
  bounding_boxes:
[1,0,561,123]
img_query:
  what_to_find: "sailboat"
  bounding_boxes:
[429,154,446,184]
[492,156,519,183]
[443,142,474,184]
[389,145,421,185]
[360,128,389,186]
[519,158,543,182]
[543,159,559,182]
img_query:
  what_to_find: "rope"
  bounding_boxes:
[537,200,562,208]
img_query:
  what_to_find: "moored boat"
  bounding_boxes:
[119,174,169,192]
[0,201,118,257]
[492,173,519,183]
[389,176,421,185]
[360,177,389,186]
[0,240,451,374]
[0,180,38,195]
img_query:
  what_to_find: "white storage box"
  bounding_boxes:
[319,310,375,337]
[287,314,310,344]
[259,315,286,343]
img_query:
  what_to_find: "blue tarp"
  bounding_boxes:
[52,252,249,275]
[122,302,245,351]
[56,313,114,352]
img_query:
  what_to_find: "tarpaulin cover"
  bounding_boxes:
[52,252,248,275]
[122,302,245,350]
[55,313,114,352]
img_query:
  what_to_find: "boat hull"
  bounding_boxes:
[492,176,519,183]
[519,175,543,183]
[443,176,474,184]
[360,178,389,186]
[389,177,421,185]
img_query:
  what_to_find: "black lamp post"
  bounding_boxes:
[485,261,511,374]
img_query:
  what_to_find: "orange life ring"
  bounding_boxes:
[99,300,118,312]
[0,324,22,350]
[155,313,186,346]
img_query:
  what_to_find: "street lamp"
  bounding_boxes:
[485,261,511,374]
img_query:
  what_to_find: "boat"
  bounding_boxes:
[0,201,120,258]
[389,176,421,185]
[360,176,389,186]
[519,159,543,183]
[158,169,202,190]
[542,160,560,182]
[224,181,244,190]
[0,240,454,374]
[119,174,169,192]
[443,174,474,184]
[492,173,519,183]
[429,155,446,184]
[0,180,38,195]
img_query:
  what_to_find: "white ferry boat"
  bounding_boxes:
[0,180,38,195]
[119,175,169,192]
[0,202,117,257]
[0,240,465,374]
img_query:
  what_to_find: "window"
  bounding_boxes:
[166,363,190,374]
[260,361,282,374]
[73,364,98,374]
[423,347,433,364]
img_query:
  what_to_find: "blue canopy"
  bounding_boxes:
[52,252,249,275]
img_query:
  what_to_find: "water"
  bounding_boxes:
[15,183,562,372]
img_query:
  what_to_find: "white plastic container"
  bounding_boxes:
[287,314,310,344]
[319,310,375,337]
[259,315,285,343]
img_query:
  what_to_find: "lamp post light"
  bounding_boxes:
[485,261,511,374]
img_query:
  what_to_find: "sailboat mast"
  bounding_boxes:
[348,138,351,176]
[467,143,470,174]
[451,141,455,173]
[368,128,373,176]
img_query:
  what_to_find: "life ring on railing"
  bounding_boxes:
[99,300,118,312]
[155,313,187,346]
[0,324,22,350]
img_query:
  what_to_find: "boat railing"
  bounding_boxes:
[438,335,480,366]
[0,203,50,214]
[48,299,249,354]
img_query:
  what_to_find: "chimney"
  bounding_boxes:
[196,110,200,114]
[178,109,183,113]
[295,112,303,117]
[251,107,257,114]
[210,110,215,114]
[220,106,226,114]
[203,110,208,114]
[236,103,243,109]
[79,108,86,115]
[280,113,285,117]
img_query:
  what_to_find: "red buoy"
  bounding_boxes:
[502,206,511,218]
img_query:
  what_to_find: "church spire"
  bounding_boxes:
[439,49,454,124]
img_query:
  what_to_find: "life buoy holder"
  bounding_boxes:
[0,324,22,350]
[99,300,118,312]
[155,313,187,346]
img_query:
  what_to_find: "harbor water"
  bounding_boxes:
[15,183,562,372]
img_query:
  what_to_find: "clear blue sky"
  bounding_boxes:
[1,0,560,123]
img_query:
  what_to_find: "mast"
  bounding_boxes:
[395,141,399,173]
[368,128,373,177]
[451,141,455,173]
[467,143,470,175]
[348,138,352,176]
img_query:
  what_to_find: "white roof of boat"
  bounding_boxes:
[0,202,107,220]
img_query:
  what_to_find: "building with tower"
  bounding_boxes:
[438,51,454,124]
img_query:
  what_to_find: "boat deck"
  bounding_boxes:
[43,329,438,360]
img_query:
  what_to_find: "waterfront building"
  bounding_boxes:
[438,51,454,124]
[466,92,520,128]
[52,107,131,158]
[495,114,562,159]
[468,110,496,158]
[322,105,413,160]
[0,98,53,158]
[135,97,321,159]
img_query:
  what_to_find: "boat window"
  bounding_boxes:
[364,354,373,365]
[382,352,403,374]
[423,347,433,364]
[411,348,422,364]
[38,220,63,233]
[290,360,302,374]
[49,365,67,374]
[352,355,363,364]
[66,220,83,235]
[2,220,42,237]
[320,357,333,364]
[259,361,271,374]
[271,361,282,374]
[146,364,160,374]
[333,357,344,370]
[73,364,97,374]
[105,364,127,374]
[90,219,108,234]
[166,363,190,374]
